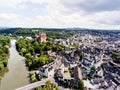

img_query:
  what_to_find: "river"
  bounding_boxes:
[0,39,29,90]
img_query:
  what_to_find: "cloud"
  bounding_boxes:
[61,0,120,13]
[0,0,120,29]
[0,0,24,7]
[0,13,20,26]
[91,11,120,25]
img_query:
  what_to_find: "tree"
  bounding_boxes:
[25,53,32,59]
[29,71,34,76]
[29,71,37,83]
[31,76,37,83]
[21,48,27,55]
[28,47,35,55]
[26,59,32,68]
[0,64,4,71]
[40,80,60,90]
[36,86,42,90]
[0,35,10,73]
[34,56,54,67]
[4,45,9,54]
[91,66,96,72]
[66,80,70,88]
[78,80,84,90]
[112,52,120,58]
[3,60,8,67]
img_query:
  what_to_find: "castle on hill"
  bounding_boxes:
[35,32,47,42]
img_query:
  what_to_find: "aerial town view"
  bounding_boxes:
[0,0,120,90]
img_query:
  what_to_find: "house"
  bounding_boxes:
[55,63,72,82]
[91,78,104,84]
[39,55,61,78]
[55,69,63,81]
[17,36,23,39]
[69,62,77,69]
[74,66,83,81]
[47,50,56,57]
[82,57,94,67]
[96,68,104,77]
[39,62,54,77]
[26,36,33,40]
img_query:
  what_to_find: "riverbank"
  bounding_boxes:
[0,39,29,90]
[0,35,10,77]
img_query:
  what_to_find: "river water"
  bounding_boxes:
[0,39,29,90]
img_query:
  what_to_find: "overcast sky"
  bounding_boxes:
[0,0,120,29]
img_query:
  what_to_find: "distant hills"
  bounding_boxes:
[0,27,120,31]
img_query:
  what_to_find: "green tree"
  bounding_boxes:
[0,35,10,73]
[26,59,32,68]
[4,45,9,54]
[78,80,84,90]
[36,86,42,90]
[91,66,96,72]
[66,80,70,88]
[29,71,34,76]
[34,56,54,67]
[40,80,60,90]
[0,64,4,71]
[21,48,27,55]
[3,60,8,67]
[25,53,32,59]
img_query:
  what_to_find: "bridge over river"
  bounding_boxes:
[15,76,61,90]
[16,78,50,90]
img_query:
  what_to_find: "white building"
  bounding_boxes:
[39,62,54,77]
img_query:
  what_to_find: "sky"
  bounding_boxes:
[0,0,120,29]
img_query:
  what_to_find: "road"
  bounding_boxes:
[16,76,69,90]
[15,78,50,90]
[110,61,120,68]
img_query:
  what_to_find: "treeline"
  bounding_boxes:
[14,29,74,39]
[16,38,65,70]
[0,35,10,71]
[45,31,73,39]
[0,28,74,39]
[14,29,39,36]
